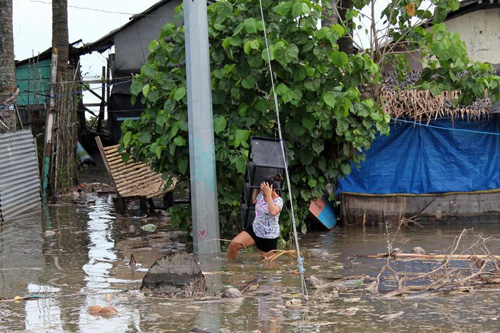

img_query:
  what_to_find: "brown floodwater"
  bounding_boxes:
[1,194,500,332]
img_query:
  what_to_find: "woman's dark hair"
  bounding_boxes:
[262,174,283,194]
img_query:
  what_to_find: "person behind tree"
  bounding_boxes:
[228,174,283,260]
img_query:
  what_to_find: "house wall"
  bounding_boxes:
[342,192,500,225]
[16,59,51,107]
[114,0,182,72]
[445,8,500,66]
[384,7,500,73]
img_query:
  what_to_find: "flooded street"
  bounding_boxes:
[2,195,500,332]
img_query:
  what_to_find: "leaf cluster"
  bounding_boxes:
[120,0,388,238]
[120,0,500,239]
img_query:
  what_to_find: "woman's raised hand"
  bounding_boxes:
[261,182,273,198]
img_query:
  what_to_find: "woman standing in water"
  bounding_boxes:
[228,174,283,260]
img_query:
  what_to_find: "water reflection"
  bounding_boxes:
[25,296,63,332]
[79,196,140,332]
[0,214,44,298]
[82,196,116,290]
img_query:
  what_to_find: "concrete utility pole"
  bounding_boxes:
[184,0,220,254]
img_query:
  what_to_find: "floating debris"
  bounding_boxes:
[411,247,427,255]
[99,307,118,318]
[343,297,361,303]
[285,298,303,309]
[129,254,136,268]
[337,307,359,316]
[44,230,56,237]
[305,275,323,289]
[87,305,102,314]
[307,249,330,258]
[221,288,242,299]
[380,311,404,321]
[141,252,206,298]
[140,224,157,232]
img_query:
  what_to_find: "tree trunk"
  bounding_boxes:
[51,0,78,193]
[52,0,68,82]
[322,0,354,55]
[322,0,339,27]
[0,0,17,131]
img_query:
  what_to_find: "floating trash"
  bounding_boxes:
[140,224,157,232]
[88,305,102,314]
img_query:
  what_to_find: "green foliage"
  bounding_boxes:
[120,0,499,239]
[347,0,500,102]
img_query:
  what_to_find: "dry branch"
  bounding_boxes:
[361,253,500,261]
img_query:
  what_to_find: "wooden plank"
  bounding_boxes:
[117,186,163,198]
[108,158,140,168]
[81,79,108,84]
[103,144,119,151]
[117,175,164,192]
[95,136,167,199]
[113,163,147,174]
[111,163,146,174]
[95,136,117,189]
[363,253,500,261]
[120,186,163,196]
[113,168,152,181]
[105,150,122,159]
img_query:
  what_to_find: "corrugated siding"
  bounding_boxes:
[0,130,41,221]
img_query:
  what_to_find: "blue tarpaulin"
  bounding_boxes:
[337,118,500,195]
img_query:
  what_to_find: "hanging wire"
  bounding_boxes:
[392,118,500,136]
[258,0,308,301]
[20,79,132,99]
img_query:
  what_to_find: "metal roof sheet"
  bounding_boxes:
[0,129,41,221]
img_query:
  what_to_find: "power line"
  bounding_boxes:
[29,0,137,15]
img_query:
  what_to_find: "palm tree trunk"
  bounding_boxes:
[0,0,17,131]
[51,0,78,193]
[52,0,68,82]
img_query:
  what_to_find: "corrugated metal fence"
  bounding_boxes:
[0,129,41,221]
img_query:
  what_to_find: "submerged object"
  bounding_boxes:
[309,196,337,229]
[76,141,93,165]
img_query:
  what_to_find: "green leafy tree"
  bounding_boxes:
[120,0,499,238]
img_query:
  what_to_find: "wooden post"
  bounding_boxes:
[42,48,58,196]
[106,59,111,119]
[96,66,105,133]
[139,197,148,214]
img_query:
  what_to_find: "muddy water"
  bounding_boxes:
[1,195,500,332]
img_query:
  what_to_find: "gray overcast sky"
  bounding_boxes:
[13,0,160,77]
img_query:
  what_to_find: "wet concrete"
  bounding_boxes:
[1,195,500,332]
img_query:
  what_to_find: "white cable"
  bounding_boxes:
[258,0,308,300]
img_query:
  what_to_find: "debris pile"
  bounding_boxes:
[362,228,500,297]
[141,252,206,298]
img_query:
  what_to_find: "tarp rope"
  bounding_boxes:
[258,0,308,300]
[392,117,500,136]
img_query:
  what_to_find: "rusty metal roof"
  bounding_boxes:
[0,129,41,221]
[96,137,166,199]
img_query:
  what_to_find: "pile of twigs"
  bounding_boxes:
[365,228,500,297]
